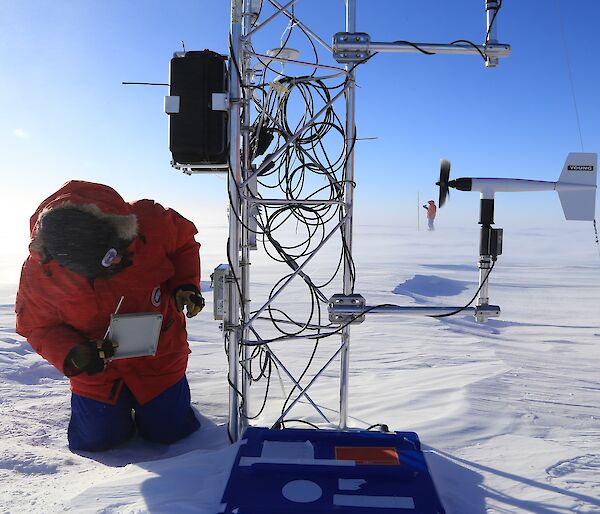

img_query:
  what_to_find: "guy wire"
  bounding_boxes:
[555,0,585,152]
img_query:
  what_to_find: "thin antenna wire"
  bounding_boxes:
[556,1,598,259]
[593,220,600,258]
[103,296,125,339]
[555,0,584,152]
[122,82,168,86]
[280,17,295,48]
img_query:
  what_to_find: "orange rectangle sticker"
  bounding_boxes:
[335,447,399,465]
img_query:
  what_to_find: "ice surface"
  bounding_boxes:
[0,225,599,513]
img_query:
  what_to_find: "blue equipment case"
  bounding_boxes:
[220,426,445,513]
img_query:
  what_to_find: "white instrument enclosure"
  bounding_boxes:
[107,313,163,360]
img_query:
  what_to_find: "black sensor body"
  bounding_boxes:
[480,227,503,259]
[478,199,503,259]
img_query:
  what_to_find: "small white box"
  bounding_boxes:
[212,92,228,111]
[212,264,231,320]
[108,312,163,359]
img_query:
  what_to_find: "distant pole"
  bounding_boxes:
[417,192,420,231]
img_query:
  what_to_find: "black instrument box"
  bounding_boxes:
[168,50,228,165]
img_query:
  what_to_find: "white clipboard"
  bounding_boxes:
[107,312,163,359]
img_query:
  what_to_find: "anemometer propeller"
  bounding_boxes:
[437,153,598,221]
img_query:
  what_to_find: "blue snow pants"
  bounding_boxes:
[68,375,200,452]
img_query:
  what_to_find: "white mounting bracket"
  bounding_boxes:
[212,92,229,111]
[164,95,180,114]
[171,161,229,175]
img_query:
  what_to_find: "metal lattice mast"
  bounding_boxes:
[224,0,510,441]
[227,0,358,440]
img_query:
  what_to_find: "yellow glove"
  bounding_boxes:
[174,287,205,318]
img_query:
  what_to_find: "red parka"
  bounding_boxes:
[15,181,201,405]
[425,200,437,220]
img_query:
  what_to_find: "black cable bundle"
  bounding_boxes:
[224,2,505,431]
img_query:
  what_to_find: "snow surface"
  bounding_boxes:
[1,223,599,513]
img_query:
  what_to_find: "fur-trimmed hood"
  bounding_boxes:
[29,180,138,262]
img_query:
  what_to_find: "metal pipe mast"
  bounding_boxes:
[339,0,357,431]
[227,0,243,441]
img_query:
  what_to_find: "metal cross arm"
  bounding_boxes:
[245,213,350,328]
[242,327,332,424]
[262,342,331,424]
[266,0,333,53]
[274,340,348,426]
[250,51,347,73]
[332,32,510,64]
[243,197,345,206]
[242,0,299,39]
[327,295,501,322]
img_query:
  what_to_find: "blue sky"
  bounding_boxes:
[1,1,599,281]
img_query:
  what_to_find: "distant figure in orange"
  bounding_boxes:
[423,200,437,231]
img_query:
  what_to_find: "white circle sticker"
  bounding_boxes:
[151,286,161,307]
[101,248,118,268]
[282,480,322,503]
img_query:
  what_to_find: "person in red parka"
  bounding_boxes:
[423,200,437,231]
[15,180,204,452]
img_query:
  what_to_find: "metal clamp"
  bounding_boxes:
[171,161,229,175]
[474,304,501,323]
[328,294,366,324]
[333,32,371,63]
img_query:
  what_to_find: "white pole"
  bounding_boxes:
[417,192,420,231]
[240,0,253,434]
[339,0,356,430]
[227,0,243,442]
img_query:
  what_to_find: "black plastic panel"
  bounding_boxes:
[168,50,228,165]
